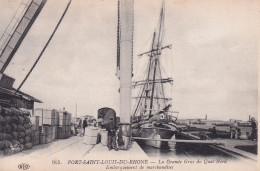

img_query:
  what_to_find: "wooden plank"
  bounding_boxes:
[209,144,257,161]
[179,131,257,161]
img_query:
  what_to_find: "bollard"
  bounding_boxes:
[117,123,131,150]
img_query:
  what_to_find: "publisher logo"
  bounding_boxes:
[18,163,30,170]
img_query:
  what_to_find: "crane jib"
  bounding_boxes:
[0,0,47,73]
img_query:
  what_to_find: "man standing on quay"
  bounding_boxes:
[251,117,257,141]
[83,118,88,136]
[106,118,118,151]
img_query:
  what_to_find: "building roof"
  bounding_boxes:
[0,86,42,103]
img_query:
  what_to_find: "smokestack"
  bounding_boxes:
[119,0,134,123]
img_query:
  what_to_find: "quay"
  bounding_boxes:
[0,136,147,159]
[0,136,147,171]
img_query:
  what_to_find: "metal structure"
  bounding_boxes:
[117,0,134,124]
[0,0,47,73]
[0,0,47,109]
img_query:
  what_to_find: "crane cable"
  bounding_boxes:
[15,0,72,94]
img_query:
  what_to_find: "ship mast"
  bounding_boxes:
[143,32,156,116]
[149,3,164,115]
[133,2,173,118]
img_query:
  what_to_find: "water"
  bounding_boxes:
[137,140,234,159]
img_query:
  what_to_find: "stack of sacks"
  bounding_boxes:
[0,106,33,156]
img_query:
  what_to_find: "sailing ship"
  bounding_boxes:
[131,2,178,148]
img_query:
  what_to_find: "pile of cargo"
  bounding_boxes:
[0,106,34,156]
[30,116,40,145]
[57,111,71,139]
[32,109,72,145]
[0,107,72,156]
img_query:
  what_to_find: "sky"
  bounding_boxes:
[0,0,258,121]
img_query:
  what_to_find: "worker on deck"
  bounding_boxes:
[83,118,88,136]
[250,117,257,141]
[149,114,163,127]
[230,121,239,139]
[106,118,118,151]
[212,126,217,138]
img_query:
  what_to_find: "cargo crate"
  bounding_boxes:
[31,130,40,145]
[34,109,55,126]
[44,126,52,143]
[39,131,47,144]
[30,116,39,131]
[58,112,65,127]
[57,127,65,139]
[51,126,58,141]
[52,110,59,126]
[58,111,72,127]
[64,125,71,138]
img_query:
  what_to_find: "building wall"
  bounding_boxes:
[0,92,34,110]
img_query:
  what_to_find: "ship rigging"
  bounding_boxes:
[131,1,178,148]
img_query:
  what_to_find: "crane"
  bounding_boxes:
[0,0,47,89]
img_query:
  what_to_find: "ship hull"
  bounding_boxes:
[133,122,177,148]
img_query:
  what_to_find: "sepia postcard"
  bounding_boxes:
[0,0,259,171]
